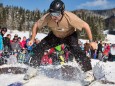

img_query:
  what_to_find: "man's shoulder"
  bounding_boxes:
[64,11,81,23]
[64,11,77,17]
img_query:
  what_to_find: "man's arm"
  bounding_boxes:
[82,22,92,41]
[31,13,49,41]
[27,21,40,46]
[82,22,97,50]
[31,22,38,41]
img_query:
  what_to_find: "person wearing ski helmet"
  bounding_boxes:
[49,0,65,14]
[25,0,97,81]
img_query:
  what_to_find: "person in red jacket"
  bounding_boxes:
[41,50,52,65]
[21,36,27,49]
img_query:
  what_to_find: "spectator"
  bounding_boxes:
[3,34,12,52]
[17,49,26,63]
[0,27,7,51]
[18,37,23,49]
[109,44,115,61]
[21,36,27,49]
[84,41,91,58]
[14,34,18,40]
[97,41,103,59]
[26,37,34,53]
[41,50,50,65]
[11,38,21,52]
[26,36,37,54]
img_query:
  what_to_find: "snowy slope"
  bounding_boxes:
[0,59,115,86]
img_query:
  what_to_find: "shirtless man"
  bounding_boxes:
[24,0,97,82]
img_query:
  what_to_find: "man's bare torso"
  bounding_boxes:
[37,11,84,38]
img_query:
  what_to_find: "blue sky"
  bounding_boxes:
[1,0,115,11]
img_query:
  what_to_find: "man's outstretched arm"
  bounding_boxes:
[82,22,93,42]
[82,22,97,50]
[31,22,38,41]
[28,22,38,46]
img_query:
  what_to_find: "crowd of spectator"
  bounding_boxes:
[82,40,115,62]
[0,26,115,66]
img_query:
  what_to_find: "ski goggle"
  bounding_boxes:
[50,12,61,17]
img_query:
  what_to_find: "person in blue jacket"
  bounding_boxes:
[0,27,7,50]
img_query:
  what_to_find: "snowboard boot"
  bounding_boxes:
[23,67,38,80]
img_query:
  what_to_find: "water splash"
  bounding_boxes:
[93,61,106,80]
[38,62,85,82]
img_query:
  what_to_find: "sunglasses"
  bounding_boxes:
[50,12,61,17]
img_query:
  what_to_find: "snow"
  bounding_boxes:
[4,30,47,41]
[91,59,115,82]
[105,34,115,44]
[103,30,115,44]
[0,63,27,68]
[0,60,115,86]
[0,30,115,86]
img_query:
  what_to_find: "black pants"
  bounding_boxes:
[31,32,92,72]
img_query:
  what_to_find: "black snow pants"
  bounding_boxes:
[30,32,92,72]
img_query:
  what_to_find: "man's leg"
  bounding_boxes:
[64,32,92,72]
[63,32,94,83]
[24,32,62,80]
[29,32,62,67]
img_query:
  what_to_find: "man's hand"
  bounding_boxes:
[89,42,97,50]
[28,40,34,46]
